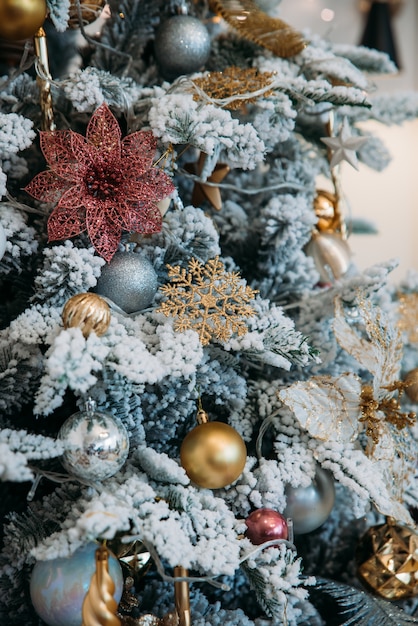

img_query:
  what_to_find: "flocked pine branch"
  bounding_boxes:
[312,578,418,626]
[92,0,160,80]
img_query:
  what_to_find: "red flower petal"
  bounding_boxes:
[86,200,123,262]
[24,170,72,203]
[122,131,157,172]
[56,184,87,210]
[25,103,177,260]
[86,103,121,158]
[123,201,163,234]
[47,198,86,242]
[40,130,90,180]
[127,168,175,204]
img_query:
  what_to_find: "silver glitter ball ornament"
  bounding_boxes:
[284,467,335,534]
[95,250,158,314]
[154,15,211,81]
[58,400,129,482]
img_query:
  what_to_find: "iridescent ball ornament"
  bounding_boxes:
[30,543,123,626]
[154,15,211,81]
[356,519,418,600]
[0,0,47,41]
[245,508,288,545]
[284,467,335,534]
[180,411,247,489]
[95,250,158,314]
[58,399,129,482]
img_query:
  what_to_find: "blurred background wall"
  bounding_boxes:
[280,0,418,283]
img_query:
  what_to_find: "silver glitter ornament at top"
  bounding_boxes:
[154,15,211,81]
[58,399,129,482]
[95,249,158,314]
[284,466,335,534]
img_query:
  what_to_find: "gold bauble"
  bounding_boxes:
[404,368,418,403]
[313,189,339,233]
[0,0,47,41]
[305,231,351,282]
[356,519,418,600]
[62,292,111,338]
[180,421,247,489]
[67,0,106,29]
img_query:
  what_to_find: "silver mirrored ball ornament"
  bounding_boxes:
[154,15,211,80]
[58,400,129,482]
[95,250,158,314]
[284,467,335,534]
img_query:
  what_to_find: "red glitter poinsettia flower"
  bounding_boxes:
[25,103,175,261]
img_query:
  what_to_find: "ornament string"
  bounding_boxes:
[175,75,317,110]
[26,466,75,501]
[179,170,304,195]
[34,28,56,132]
[72,0,133,66]
[0,41,34,92]
[119,538,231,590]
[239,538,297,563]
[255,411,280,460]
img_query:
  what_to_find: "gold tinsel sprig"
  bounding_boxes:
[157,257,257,346]
[359,381,416,444]
[192,66,276,110]
[398,292,418,343]
[209,0,306,58]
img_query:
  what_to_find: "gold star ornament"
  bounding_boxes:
[184,152,230,211]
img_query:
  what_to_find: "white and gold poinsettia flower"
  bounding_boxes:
[279,295,416,525]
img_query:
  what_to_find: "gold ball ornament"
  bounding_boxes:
[356,519,418,600]
[404,368,418,403]
[313,189,339,233]
[180,420,247,489]
[67,0,106,29]
[62,292,111,338]
[0,0,47,41]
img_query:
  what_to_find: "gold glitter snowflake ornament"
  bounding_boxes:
[157,257,257,345]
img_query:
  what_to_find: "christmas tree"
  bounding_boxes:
[0,1,417,625]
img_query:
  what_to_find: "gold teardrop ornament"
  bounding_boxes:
[82,545,121,626]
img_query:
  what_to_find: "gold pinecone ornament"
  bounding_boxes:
[356,518,418,600]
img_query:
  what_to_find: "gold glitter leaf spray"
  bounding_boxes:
[209,0,306,58]
[82,544,121,626]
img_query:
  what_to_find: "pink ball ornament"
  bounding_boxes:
[245,508,288,545]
